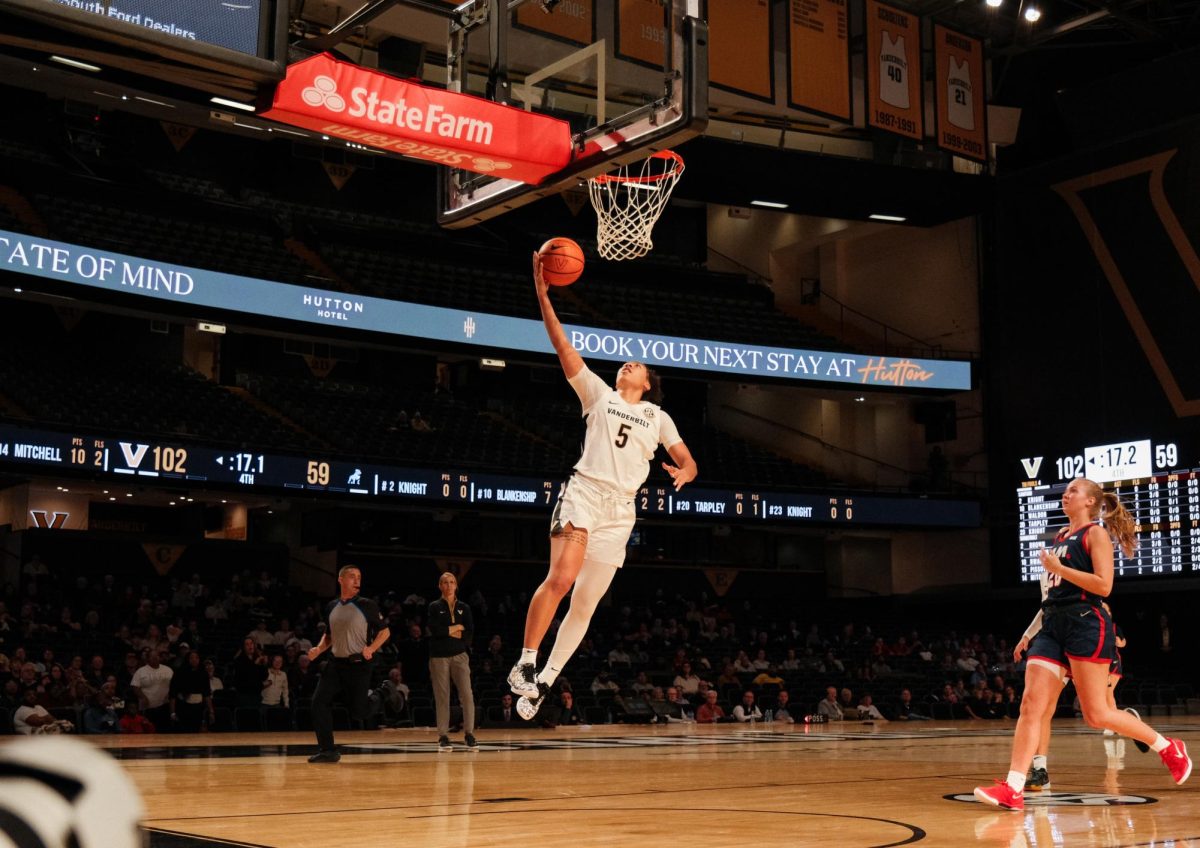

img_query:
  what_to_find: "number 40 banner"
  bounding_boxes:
[865,0,923,141]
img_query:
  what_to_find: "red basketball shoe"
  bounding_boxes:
[1160,737,1193,785]
[974,780,1024,811]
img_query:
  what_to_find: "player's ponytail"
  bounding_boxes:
[1081,479,1137,558]
[1100,491,1137,558]
[645,368,663,404]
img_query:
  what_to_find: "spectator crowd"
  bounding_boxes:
[2,557,1193,736]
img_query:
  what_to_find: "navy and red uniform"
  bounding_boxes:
[1111,623,1125,679]
[1028,522,1116,672]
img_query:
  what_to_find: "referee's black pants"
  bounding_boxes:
[312,657,372,751]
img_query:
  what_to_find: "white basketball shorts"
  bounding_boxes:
[550,474,635,568]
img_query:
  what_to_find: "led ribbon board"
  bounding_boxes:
[0,229,972,390]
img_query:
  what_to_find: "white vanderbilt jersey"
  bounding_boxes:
[569,365,682,496]
[879,32,910,110]
[947,56,975,130]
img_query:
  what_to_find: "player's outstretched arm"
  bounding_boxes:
[533,251,584,380]
[662,441,698,492]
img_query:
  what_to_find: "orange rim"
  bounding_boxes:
[590,150,685,185]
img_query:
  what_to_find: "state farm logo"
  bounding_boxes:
[297,74,497,148]
[302,76,346,112]
[472,158,508,172]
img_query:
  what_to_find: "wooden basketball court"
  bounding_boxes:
[87,718,1200,847]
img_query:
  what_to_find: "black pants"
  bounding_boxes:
[145,703,172,732]
[312,658,372,751]
[177,701,206,733]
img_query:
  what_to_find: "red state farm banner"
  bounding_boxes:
[262,53,573,185]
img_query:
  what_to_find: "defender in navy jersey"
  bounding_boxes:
[1016,586,1141,792]
[306,565,390,763]
[976,478,1190,810]
[508,252,697,720]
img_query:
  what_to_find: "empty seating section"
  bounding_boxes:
[30,192,316,286]
[0,203,17,231]
[239,373,574,473]
[0,346,310,450]
[319,243,531,316]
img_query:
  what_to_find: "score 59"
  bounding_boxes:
[307,461,330,485]
[1155,443,1179,468]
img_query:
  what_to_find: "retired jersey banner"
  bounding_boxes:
[933,24,986,163]
[865,0,922,140]
[515,0,594,45]
[710,0,774,102]
[262,53,573,184]
[616,0,669,67]
[787,0,851,122]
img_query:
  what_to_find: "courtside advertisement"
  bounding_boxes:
[0,229,971,390]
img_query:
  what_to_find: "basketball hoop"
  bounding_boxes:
[587,150,685,261]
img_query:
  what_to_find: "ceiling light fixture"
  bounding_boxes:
[869,214,907,222]
[1024,6,1042,21]
[210,96,256,112]
[50,55,101,72]
[751,200,788,209]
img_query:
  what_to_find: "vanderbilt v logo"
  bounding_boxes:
[29,510,69,529]
[119,442,150,468]
[1053,150,1200,417]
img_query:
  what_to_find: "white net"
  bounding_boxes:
[587,151,685,261]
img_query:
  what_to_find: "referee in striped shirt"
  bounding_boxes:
[307,565,390,763]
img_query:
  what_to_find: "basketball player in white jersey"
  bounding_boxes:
[508,253,698,719]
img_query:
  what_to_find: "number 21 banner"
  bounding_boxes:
[933,23,987,163]
[865,0,922,141]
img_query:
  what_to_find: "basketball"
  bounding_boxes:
[537,237,585,286]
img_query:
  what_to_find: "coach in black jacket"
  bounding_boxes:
[428,571,477,751]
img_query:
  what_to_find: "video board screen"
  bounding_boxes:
[49,0,263,55]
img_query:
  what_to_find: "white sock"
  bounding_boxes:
[520,648,538,665]
[1032,755,1047,770]
[537,666,561,687]
[1006,770,1025,793]
[1150,734,1170,753]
